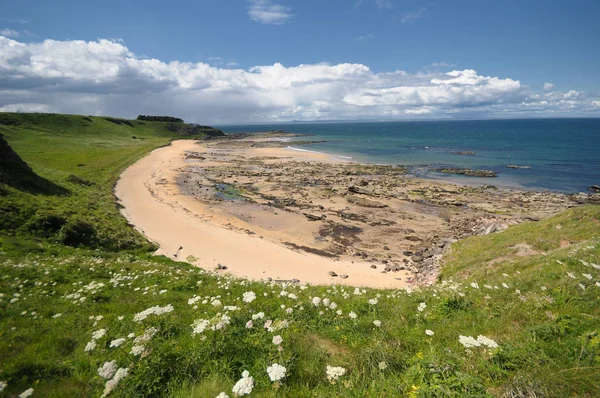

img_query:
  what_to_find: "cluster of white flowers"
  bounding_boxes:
[272,335,283,345]
[84,341,97,352]
[425,329,435,336]
[0,381,6,393]
[349,311,357,319]
[417,302,427,312]
[98,360,118,379]
[373,320,382,327]
[216,393,229,398]
[326,366,347,383]
[133,304,174,322]
[378,361,387,370]
[267,363,287,382]
[109,338,126,348]
[368,298,378,305]
[191,319,210,335]
[92,328,107,340]
[251,312,265,320]
[312,297,321,306]
[232,370,254,396]
[101,367,128,397]
[19,388,34,398]
[459,335,499,349]
[242,291,256,303]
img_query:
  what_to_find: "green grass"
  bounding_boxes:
[0,113,599,397]
[0,112,222,251]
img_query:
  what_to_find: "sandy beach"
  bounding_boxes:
[115,134,587,288]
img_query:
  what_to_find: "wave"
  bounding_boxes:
[286,146,353,160]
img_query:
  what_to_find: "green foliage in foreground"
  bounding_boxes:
[0,212,599,397]
[0,112,599,397]
[0,112,221,251]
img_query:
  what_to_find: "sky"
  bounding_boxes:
[1,0,599,124]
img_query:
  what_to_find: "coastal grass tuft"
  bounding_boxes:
[0,112,599,397]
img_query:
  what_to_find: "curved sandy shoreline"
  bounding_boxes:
[115,140,411,288]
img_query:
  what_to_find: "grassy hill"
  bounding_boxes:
[0,113,599,397]
[0,112,223,252]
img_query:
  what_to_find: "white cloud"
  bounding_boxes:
[248,0,293,25]
[0,36,598,123]
[355,33,375,41]
[400,8,427,24]
[543,82,554,91]
[1,28,20,38]
[375,0,393,9]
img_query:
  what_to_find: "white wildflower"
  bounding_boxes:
[349,311,357,319]
[130,345,145,356]
[336,310,342,316]
[245,320,253,328]
[19,388,34,398]
[192,319,210,335]
[251,312,265,320]
[368,298,378,305]
[373,320,382,327]
[216,393,229,398]
[101,367,128,397]
[477,335,499,349]
[92,329,107,340]
[273,335,283,345]
[0,381,6,393]
[425,329,434,336]
[84,341,97,352]
[502,283,509,289]
[567,272,576,279]
[52,313,62,318]
[583,273,593,280]
[242,291,256,303]
[312,297,321,306]
[133,304,174,322]
[459,335,481,348]
[109,338,126,348]
[378,361,387,370]
[232,370,254,396]
[326,366,346,383]
[211,299,222,308]
[266,363,287,382]
[470,282,479,289]
[417,302,427,312]
[98,360,118,379]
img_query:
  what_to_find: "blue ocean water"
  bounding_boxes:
[217,119,600,193]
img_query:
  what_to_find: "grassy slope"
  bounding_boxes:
[0,113,220,251]
[0,113,599,397]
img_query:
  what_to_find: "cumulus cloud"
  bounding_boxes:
[0,28,20,38]
[248,0,293,25]
[0,36,598,123]
[543,82,554,91]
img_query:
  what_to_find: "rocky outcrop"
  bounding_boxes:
[435,168,497,177]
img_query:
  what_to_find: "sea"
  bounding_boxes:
[217,119,600,194]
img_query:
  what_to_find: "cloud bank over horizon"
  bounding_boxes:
[1,36,598,124]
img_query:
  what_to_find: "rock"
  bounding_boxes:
[403,250,414,256]
[216,263,228,270]
[590,185,600,193]
[405,235,421,241]
[328,271,338,277]
[303,213,324,221]
[435,168,497,177]
[339,274,349,279]
[382,260,388,264]
[370,264,377,269]
[383,245,390,250]
[411,255,423,262]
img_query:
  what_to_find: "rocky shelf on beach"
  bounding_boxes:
[171,132,600,286]
[434,168,498,177]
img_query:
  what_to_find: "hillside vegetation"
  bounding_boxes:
[0,113,599,397]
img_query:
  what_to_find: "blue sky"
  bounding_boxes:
[1,0,599,123]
